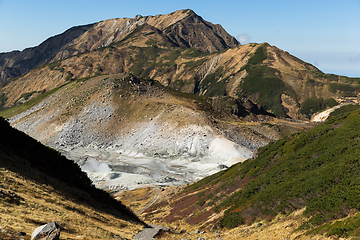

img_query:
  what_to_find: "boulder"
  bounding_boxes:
[31,222,60,240]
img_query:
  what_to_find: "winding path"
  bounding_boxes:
[136,186,160,215]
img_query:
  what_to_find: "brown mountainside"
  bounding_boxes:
[2,9,359,119]
[0,9,238,83]
[2,36,359,119]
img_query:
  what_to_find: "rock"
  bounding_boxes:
[180,229,186,233]
[215,230,220,233]
[17,231,27,236]
[210,224,219,231]
[255,222,263,228]
[194,230,200,234]
[200,230,206,234]
[217,164,228,170]
[31,222,60,240]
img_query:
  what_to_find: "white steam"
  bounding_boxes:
[81,158,112,173]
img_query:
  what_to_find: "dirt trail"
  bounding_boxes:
[136,186,160,215]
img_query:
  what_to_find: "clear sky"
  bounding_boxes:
[0,0,359,77]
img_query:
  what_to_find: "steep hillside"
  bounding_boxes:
[144,105,360,238]
[1,74,307,192]
[0,9,238,83]
[0,117,144,239]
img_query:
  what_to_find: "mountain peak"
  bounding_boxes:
[0,10,238,83]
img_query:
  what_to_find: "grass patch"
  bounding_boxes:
[239,65,295,117]
[0,83,69,118]
[300,96,338,118]
[0,93,7,110]
[184,106,360,234]
[327,83,360,96]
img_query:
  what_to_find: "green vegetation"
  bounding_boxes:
[198,66,228,96]
[186,106,360,236]
[129,46,161,77]
[16,90,46,102]
[306,79,323,87]
[0,93,7,110]
[48,62,61,70]
[218,212,243,229]
[0,83,69,118]
[170,79,184,90]
[65,71,74,81]
[300,96,338,118]
[145,39,157,46]
[183,58,207,69]
[247,44,267,65]
[329,104,360,117]
[237,44,296,117]
[327,82,360,96]
[239,65,295,117]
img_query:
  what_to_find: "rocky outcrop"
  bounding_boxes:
[163,10,238,52]
[31,222,60,240]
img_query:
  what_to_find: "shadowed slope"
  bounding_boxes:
[0,116,144,238]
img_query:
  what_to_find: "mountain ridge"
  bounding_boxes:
[2,9,359,119]
[0,9,238,83]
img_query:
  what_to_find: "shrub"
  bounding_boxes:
[218,211,243,228]
[300,96,338,118]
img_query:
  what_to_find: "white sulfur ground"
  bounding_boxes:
[68,136,253,192]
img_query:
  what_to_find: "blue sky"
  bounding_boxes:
[0,0,359,77]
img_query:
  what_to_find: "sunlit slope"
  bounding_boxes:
[0,9,238,83]
[147,105,360,238]
[2,37,359,119]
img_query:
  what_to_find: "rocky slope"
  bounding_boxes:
[5,74,304,191]
[0,9,238,83]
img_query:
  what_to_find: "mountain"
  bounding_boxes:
[0,116,144,239]
[142,104,360,238]
[1,14,359,119]
[1,8,355,191]
[0,9,238,84]
[2,74,307,192]
[2,8,360,239]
